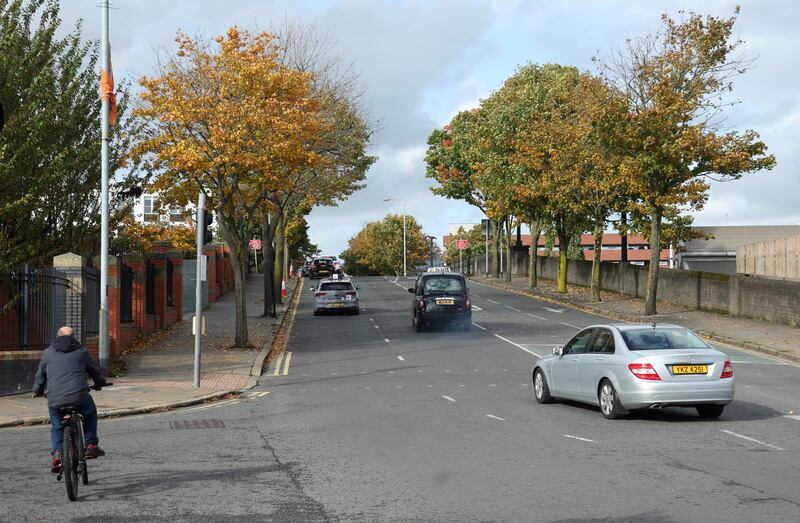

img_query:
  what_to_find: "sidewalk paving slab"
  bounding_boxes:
[0,274,301,428]
[470,274,800,364]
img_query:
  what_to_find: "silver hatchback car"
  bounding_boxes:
[532,324,734,419]
[311,278,360,316]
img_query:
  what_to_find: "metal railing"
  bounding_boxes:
[0,266,69,350]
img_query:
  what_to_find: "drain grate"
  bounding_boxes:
[169,419,225,429]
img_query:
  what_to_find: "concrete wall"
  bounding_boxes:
[467,253,800,328]
[0,350,42,396]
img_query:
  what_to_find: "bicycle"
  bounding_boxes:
[54,383,112,501]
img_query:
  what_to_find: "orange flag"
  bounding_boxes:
[100,55,118,126]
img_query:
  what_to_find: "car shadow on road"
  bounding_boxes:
[552,511,673,523]
[549,398,783,422]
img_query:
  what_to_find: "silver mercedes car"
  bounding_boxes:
[532,324,734,419]
[311,277,360,316]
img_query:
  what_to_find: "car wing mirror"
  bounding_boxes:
[309,287,315,292]
[552,346,563,356]
[408,288,414,293]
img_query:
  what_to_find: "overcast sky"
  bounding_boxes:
[60,0,800,256]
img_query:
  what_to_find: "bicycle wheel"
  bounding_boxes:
[63,426,79,501]
[77,420,88,485]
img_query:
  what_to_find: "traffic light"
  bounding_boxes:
[203,212,213,244]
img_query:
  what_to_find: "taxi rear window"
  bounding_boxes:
[423,276,465,293]
[320,282,353,291]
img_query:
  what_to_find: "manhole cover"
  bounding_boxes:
[169,419,225,429]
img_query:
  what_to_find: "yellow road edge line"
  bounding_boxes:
[282,352,293,375]
[273,352,285,376]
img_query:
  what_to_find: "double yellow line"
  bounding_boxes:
[272,351,292,376]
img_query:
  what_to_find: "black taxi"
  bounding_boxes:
[409,272,472,332]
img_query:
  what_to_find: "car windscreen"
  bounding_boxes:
[620,328,710,351]
[423,276,465,294]
[319,282,353,291]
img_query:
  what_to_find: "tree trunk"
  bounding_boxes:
[645,205,662,315]
[273,214,285,304]
[218,218,249,347]
[528,220,542,289]
[261,212,276,317]
[504,218,512,282]
[491,220,500,278]
[591,219,602,302]
[557,232,568,293]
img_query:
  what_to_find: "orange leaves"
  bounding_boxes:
[133,28,330,223]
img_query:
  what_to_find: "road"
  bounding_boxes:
[1,276,798,522]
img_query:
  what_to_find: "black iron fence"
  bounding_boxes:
[82,267,100,338]
[0,266,69,350]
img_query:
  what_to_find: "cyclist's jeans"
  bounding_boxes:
[48,396,99,454]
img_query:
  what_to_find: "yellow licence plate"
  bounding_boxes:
[435,298,455,305]
[672,365,708,375]
[329,303,345,308]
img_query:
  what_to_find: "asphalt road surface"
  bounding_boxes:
[1,276,798,522]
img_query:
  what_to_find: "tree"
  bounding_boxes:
[599,10,776,314]
[344,214,431,276]
[132,28,327,347]
[442,225,482,269]
[110,216,196,257]
[0,0,134,269]
[426,109,501,278]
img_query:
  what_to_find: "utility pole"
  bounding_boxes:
[98,0,110,371]
[194,192,206,388]
[425,235,436,268]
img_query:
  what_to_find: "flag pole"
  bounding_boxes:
[99,0,110,370]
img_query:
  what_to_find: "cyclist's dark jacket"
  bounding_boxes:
[32,335,106,407]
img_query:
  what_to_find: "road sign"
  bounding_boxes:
[456,239,467,250]
[249,239,261,251]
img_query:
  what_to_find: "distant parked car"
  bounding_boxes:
[409,272,471,332]
[311,278,360,315]
[532,324,734,419]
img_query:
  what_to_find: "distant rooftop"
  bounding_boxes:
[684,225,800,252]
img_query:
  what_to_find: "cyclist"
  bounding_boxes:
[32,326,107,473]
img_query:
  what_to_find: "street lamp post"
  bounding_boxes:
[383,198,406,278]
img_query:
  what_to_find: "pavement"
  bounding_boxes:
[0,273,299,428]
[1,275,797,521]
[471,273,800,364]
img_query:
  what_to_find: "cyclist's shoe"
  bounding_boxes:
[85,444,106,459]
[50,451,62,473]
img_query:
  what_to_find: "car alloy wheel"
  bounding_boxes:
[534,372,543,399]
[598,380,624,419]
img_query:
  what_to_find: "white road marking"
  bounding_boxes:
[490,384,497,387]
[459,384,465,387]
[445,369,451,373]
[369,318,374,322]
[398,355,405,361]
[784,415,800,421]
[563,434,595,442]
[560,322,580,329]
[396,385,403,389]
[471,292,482,297]
[720,429,783,450]
[486,414,505,421]
[374,325,380,329]
[417,370,423,373]
[472,322,487,331]
[442,395,456,402]
[487,299,500,304]
[427,385,434,388]
[385,338,391,343]
[526,313,548,320]
[543,307,564,313]
[493,333,542,357]
[471,305,483,311]
[506,306,522,312]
